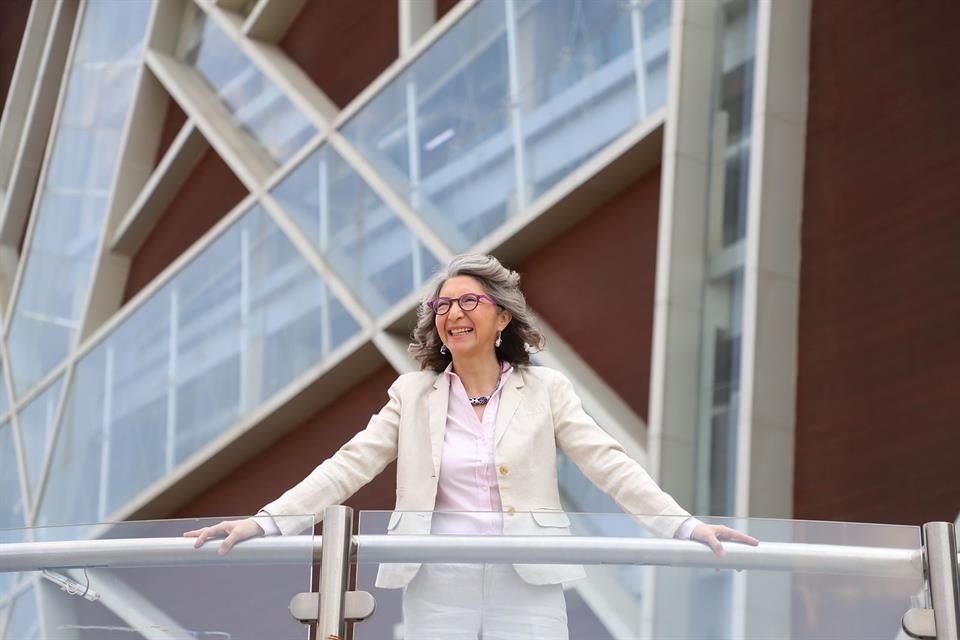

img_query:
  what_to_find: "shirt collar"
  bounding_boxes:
[444,361,514,394]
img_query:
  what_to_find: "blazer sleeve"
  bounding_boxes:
[260,377,402,535]
[549,370,691,539]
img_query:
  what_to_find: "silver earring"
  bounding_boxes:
[440,344,447,355]
[495,331,502,348]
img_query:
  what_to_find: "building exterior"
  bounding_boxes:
[0,0,957,638]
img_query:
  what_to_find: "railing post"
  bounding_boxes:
[318,505,353,640]
[924,522,960,640]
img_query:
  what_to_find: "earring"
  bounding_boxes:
[495,331,502,348]
[440,344,447,355]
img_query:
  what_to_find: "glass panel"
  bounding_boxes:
[356,511,923,640]
[0,358,8,417]
[36,206,360,530]
[183,12,316,165]
[19,377,64,501]
[342,0,671,251]
[0,517,314,640]
[271,145,442,315]
[516,0,671,199]
[0,422,25,600]
[7,0,152,398]
[5,585,40,640]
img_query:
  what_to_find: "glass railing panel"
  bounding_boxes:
[183,12,317,165]
[19,376,64,502]
[6,0,152,399]
[355,511,923,640]
[271,144,442,315]
[0,516,315,640]
[341,0,671,252]
[4,584,39,640]
[35,205,360,530]
[0,421,25,600]
[0,358,7,417]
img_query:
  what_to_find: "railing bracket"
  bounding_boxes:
[902,608,936,639]
[289,590,377,624]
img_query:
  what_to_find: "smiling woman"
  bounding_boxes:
[185,253,758,640]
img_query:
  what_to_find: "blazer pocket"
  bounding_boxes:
[531,509,571,528]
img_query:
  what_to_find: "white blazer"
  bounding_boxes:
[262,366,691,588]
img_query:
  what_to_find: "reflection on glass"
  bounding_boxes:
[36,206,360,530]
[0,422,25,599]
[355,511,923,640]
[5,517,314,640]
[184,12,316,165]
[0,358,6,416]
[343,0,671,251]
[7,0,152,398]
[19,377,64,502]
[272,145,441,315]
[5,586,41,640]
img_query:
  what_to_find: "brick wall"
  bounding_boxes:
[795,0,960,525]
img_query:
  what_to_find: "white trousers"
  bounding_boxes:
[403,563,569,640]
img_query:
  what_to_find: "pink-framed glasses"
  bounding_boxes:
[425,293,498,315]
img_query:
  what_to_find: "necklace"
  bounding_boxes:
[467,368,503,406]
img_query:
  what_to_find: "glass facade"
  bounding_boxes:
[183,9,317,166]
[35,205,360,531]
[343,0,671,251]
[0,0,676,621]
[6,0,152,398]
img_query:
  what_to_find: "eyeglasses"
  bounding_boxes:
[425,293,498,315]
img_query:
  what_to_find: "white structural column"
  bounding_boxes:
[648,0,719,515]
[644,1,720,638]
[243,0,308,42]
[732,0,810,638]
[78,0,181,342]
[399,0,436,55]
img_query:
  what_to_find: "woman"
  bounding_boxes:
[186,254,757,639]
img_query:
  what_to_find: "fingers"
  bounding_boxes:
[716,526,760,546]
[704,532,726,558]
[184,522,231,549]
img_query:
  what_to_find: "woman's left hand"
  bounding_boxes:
[690,523,759,557]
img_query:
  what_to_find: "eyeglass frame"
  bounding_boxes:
[425,292,499,315]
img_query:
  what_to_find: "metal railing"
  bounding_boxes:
[0,506,957,640]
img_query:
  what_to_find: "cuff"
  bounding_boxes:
[254,511,281,536]
[674,517,703,540]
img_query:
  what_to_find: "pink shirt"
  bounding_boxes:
[431,363,511,535]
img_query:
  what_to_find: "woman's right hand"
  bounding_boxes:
[183,518,264,555]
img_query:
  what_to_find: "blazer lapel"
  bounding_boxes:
[428,373,449,474]
[495,369,525,445]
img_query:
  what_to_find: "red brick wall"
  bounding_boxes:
[794,0,960,525]
[123,146,247,301]
[436,0,462,20]
[280,0,398,109]
[0,0,30,116]
[519,168,661,420]
[171,365,399,520]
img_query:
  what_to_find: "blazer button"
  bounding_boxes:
[505,505,516,514]
[498,464,509,476]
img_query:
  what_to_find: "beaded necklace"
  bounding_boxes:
[466,367,503,406]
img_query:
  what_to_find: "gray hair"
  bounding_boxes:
[409,254,545,371]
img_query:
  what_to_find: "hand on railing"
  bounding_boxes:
[690,523,759,557]
[183,518,264,555]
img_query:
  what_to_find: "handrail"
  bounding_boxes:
[0,534,924,580]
